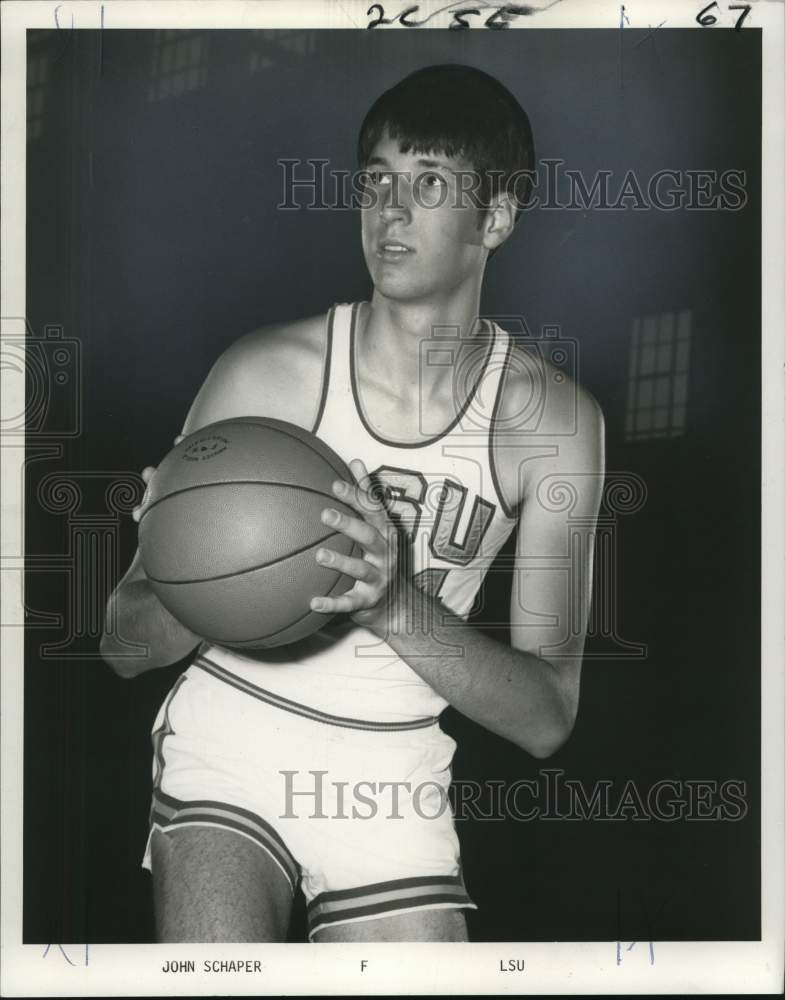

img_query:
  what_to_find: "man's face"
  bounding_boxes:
[360,130,488,303]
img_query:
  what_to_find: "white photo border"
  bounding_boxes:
[1,1,783,995]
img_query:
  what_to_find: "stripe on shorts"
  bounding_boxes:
[306,873,475,934]
[150,787,301,892]
[194,654,438,732]
[150,673,188,818]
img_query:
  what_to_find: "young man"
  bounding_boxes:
[100,64,604,943]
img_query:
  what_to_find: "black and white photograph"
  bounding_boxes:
[1,0,783,995]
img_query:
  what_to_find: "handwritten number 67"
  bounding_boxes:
[696,3,751,30]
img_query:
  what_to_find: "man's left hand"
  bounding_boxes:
[310,459,399,627]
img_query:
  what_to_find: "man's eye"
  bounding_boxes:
[369,171,392,186]
[421,172,446,187]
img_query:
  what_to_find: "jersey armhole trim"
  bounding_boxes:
[311,306,335,435]
[488,331,521,522]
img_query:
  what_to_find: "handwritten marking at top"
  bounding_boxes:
[367,0,563,30]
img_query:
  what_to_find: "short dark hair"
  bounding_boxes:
[357,63,536,219]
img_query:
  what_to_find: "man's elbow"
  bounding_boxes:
[99,633,147,679]
[520,700,578,759]
[525,727,572,760]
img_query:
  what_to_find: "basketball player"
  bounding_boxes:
[100,65,604,943]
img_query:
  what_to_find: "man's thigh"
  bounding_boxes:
[151,826,293,942]
[313,908,468,942]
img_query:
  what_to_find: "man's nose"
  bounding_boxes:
[379,173,412,223]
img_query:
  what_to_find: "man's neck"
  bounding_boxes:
[361,287,485,405]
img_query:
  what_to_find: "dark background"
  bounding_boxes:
[23,28,760,943]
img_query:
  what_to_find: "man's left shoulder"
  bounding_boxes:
[489,343,605,512]
[498,340,605,442]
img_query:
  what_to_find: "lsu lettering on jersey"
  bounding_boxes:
[194,302,519,725]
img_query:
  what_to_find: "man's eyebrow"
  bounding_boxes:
[415,157,460,174]
[363,155,462,175]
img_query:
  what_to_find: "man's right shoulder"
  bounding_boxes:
[183,312,329,431]
[223,312,327,370]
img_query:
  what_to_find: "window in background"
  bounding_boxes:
[625,309,691,441]
[248,30,317,73]
[148,31,208,102]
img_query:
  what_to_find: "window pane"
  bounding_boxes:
[640,346,656,375]
[636,409,653,431]
[638,379,654,407]
[655,376,670,406]
[673,373,688,406]
[658,311,675,344]
[656,341,673,371]
[676,340,690,371]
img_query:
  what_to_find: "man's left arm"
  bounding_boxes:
[312,393,605,758]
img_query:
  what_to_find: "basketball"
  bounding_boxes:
[137,417,359,649]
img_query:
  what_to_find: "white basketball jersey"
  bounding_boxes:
[196,303,518,725]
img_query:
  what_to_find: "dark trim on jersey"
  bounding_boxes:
[150,787,300,892]
[193,654,439,732]
[311,305,335,435]
[488,331,520,521]
[370,465,428,539]
[428,479,496,567]
[348,302,497,450]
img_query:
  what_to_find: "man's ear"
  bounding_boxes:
[481,193,517,251]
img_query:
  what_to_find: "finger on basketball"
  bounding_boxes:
[321,506,383,554]
[332,471,385,521]
[350,458,386,513]
[310,590,365,615]
[133,467,157,522]
[315,546,377,583]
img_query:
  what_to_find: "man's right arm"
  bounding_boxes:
[99,314,328,679]
[99,547,200,678]
[98,334,258,679]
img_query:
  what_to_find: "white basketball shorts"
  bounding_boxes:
[141,658,475,939]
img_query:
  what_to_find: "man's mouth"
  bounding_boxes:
[376,240,415,260]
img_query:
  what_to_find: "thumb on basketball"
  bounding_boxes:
[133,435,184,522]
[132,466,157,523]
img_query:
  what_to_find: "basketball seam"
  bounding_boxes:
[139,480,345,522]
[253,421,353,482]
[146,529,345,585]
[191,418,354,484]
[206,566,350,646]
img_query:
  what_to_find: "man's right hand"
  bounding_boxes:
[132,434,185,524]
[100,433,201,677]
